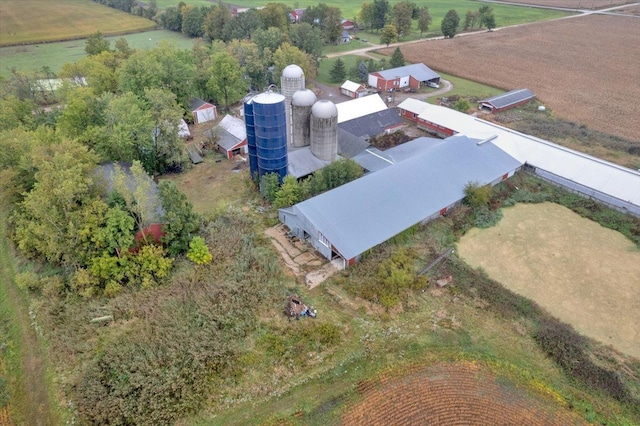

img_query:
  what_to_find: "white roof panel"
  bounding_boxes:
[341,80,364,92]
[336,94,387,123]
[218,115,246,141]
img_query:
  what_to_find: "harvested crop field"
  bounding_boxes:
[0,0,155,46]
[394,14,640,142]
[457,203,640,359]
[498,0,636,8]
[342,362,586,425]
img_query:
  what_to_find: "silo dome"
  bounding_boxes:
[311,100,338,119]
[282,64,304,79]
[292,89,317,107]
[281,64,306,148]
[310,100,338,161]
[291,89,317,148]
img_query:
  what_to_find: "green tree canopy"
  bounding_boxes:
[289,23,324,61]
[85,31,111,56]
[207,52,247,111]
[441,9,460,38]
[273,43,316,81]
[390,47,405,68]
[330,58,347,83]
[393,1,414,39]
[372,0,390,32]
[259,3,290,31]
[380,24,399,47]
[417,6,432,36]
[158,180,199,256]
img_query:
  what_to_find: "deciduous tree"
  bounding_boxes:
[273,43,316,81]
[380,24,398,47]
[85,32,111,56]
[417,6,432,36]
[259,3,290,31]
[441,9,460,38]
[207,52,247,112]
[204,5,232,41]
[158,180,199,256]
[393,1,414,39]
[372,0,390,32]
[359,3,375,31]
[289,23,323,61]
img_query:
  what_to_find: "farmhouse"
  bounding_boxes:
[339,109,404,140]
[479,89,535,112]
[368,63,440,92]
[335,94,388,123]
[189,97,217,124]
[398,98,458,138]
[341,30,351,43]
[209,115,248,159]
[279,135,522,266]
[340,80,367,98]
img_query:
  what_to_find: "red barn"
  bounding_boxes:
[368,63,440,92]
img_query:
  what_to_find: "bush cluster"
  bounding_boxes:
[534,317,632,404]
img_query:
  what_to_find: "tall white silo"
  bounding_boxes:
[280,64,305,147]
[310,100,338,161]
[291,89,317,148]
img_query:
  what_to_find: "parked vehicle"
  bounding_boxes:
[427,81,440,89]
[403,87,417,93]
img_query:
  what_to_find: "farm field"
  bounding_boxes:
[0,0,155,46]
[0,30,195,79]
[457,202,640,359]
[495,0,636,8]
[342,362,586,425]
[392,14,640,142]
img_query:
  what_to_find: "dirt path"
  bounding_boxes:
[0,215,57,425]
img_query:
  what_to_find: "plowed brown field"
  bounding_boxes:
[390,14,640,142]
[342,362,587,425]
[499,0,636,8]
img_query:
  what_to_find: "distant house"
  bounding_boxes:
[290,8,305,22]
[340,80,367,98]
[205,115,248,159]
[190,97,217,124]
[479,89,535,113]
[368,63,440,92]
[341,19,355,30]
[341,30,351,43]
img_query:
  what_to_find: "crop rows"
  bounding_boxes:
[342,363,586,425]
[395,14,640,142]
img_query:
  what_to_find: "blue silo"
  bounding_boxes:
[252,92,288,182]
[243,95,259,178]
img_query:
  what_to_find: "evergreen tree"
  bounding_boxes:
[390,47,405,68]
[358,61,369,82]
[330,58,347,82]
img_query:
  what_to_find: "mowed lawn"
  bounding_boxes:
[0,0,155,46]
[0,30,195,79]
[457,202,640,359]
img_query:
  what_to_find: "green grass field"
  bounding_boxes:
[0,0,156,46]
[217,0,569,30]
[0,30,196,79]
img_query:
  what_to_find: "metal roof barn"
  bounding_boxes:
[339,108,404,139]
[479,89,535,112]
[374,63,440,83]
[279,136,522,263]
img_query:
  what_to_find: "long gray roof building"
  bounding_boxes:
[279,136,522,265]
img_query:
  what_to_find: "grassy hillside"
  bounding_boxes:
[0,0,156,46]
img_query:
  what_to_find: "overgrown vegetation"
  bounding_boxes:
[333,171,640,418]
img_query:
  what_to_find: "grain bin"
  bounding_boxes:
[291,89,317,148]
[243,95,258,177]
[280,64,305,146]
[310,100,338,161]
[252,91,288,182]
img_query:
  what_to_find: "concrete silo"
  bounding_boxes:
[291,89,317,148]
[310,100,338,161]
[280,64,305,147]
[252,91,288,182]
[243,94,258,177]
